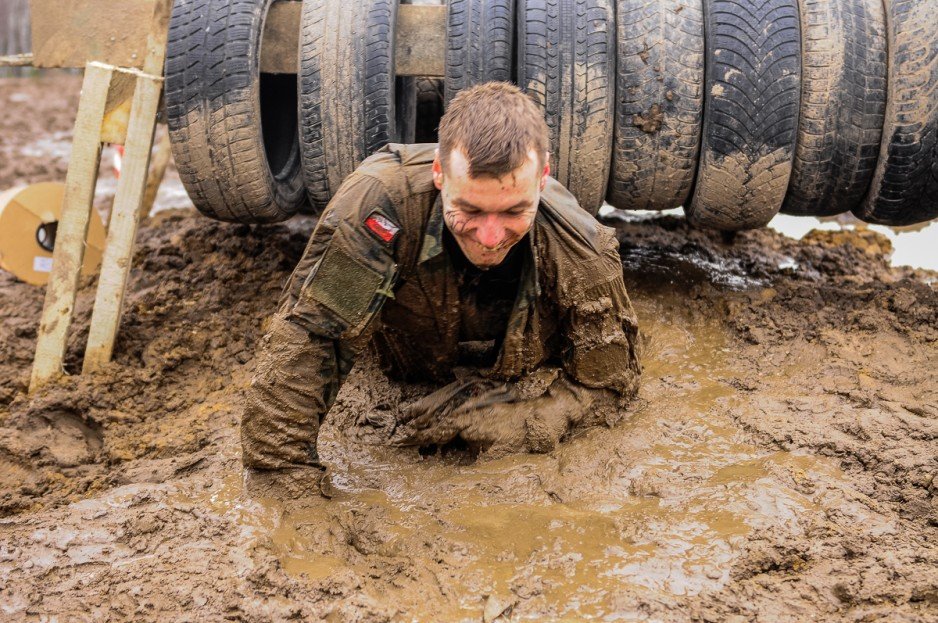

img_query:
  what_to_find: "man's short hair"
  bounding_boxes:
[438,81,550,179]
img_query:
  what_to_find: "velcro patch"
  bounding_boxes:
[364,212,400,244]
[305,246,385,328]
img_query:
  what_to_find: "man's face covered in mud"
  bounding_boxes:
[433,146,549,269]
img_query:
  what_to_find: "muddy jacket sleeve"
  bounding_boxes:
[241,175,400,469]
[561,225,642,400]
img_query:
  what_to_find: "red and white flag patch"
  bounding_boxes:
[364,212,400,244]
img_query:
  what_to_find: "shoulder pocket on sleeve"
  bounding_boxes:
[292,244,397,340]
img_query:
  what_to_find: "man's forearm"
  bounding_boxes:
[241,313,340,470]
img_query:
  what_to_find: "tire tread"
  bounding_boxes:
[688,0,801,230]
[165,0,304,223]
[608,0,705,212]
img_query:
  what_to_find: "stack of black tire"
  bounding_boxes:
[164,0,938,230]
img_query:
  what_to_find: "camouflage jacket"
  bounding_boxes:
[242,144,641,469]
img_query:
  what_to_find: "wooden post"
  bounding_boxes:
[29,0,172,389]
[82,0,170,373]
[82,72,162,373]
[29,62,114,391]
[141,0,171,76]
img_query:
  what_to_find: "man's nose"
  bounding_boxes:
[475,215,505,249]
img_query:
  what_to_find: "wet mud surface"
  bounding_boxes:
[1,76,937,622]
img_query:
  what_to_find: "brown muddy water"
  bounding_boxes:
[164,289,891,621]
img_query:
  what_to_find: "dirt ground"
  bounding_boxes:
[0,75,936,623]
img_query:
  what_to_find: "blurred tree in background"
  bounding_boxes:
[1,0,32,77]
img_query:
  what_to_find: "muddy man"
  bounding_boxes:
[242,82,642,478]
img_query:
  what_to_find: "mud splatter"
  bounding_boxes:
[633,103,664,133]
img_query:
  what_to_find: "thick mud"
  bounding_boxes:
[1,76,937,622]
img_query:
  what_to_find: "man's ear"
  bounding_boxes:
[432,149,444,190]
[540,152,551,191]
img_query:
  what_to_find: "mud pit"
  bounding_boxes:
[1,75,937,622]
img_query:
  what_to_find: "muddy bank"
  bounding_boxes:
[0,210,312,515]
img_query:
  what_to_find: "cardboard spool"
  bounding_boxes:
[0,182,106,286]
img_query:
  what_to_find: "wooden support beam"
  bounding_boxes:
[84,0,170,374]
[83,72,163,374]
[29,62,115,392]
[142,0,172,76]
[31,2,172,388]
[31,1,447,76]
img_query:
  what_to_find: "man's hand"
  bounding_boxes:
[397,400,529,454]
[393,372,589,457]
[393,376,512,442]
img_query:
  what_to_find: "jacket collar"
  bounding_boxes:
[418,194,446,263]
[418,193,542,300]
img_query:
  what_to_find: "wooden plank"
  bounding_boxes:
[30,0,156,69]
[141,0,172,76]
[83,73,163,374]
[31,1,446,76]
[395,5,446,77]
[29,62,114,392]
[260,1,301,74]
